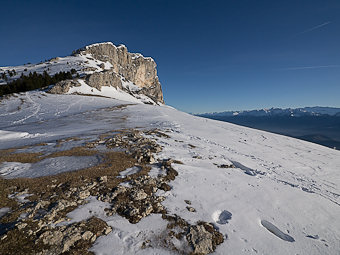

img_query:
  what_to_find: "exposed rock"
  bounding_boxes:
[186,206,196,212]
[78,190,90,200]
[159,182,171,191]
[187,222,224,255]
[36,217,109,254]
[81,231,94,241]
[76,42,164,103]
[99,176,108,183]
[131,189,148,200]
[85,70,122,91]
[184,200,192,205]
[49,79,80,94]
[217,164,235,168]
[187,225,214,254]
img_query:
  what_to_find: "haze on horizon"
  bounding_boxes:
[0,0,339,113]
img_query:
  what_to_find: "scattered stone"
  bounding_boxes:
[82,231,94,241]
[104,226,112,235]
[187,223,224,255]
[141,239,152,249]
[162,214,224,254]
[16,223,27,230]
[0,128,224,254]
[187,225,214,254]
[48,79,81,94]
[159,182,171,191]
[217,164,234,168]
[99,176,108,183]
[79,190,90,200]
[131,190,148,200]
[186,206,196,213]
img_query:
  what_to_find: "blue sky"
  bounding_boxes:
[0,0,339,113]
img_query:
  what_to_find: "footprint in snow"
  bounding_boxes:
[230,161,257,176]
[261,220,295,242]
[212,210,232,224]
[306,234,319,240]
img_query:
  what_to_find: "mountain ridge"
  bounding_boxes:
[0,42,164,105]
[198,106,340,117]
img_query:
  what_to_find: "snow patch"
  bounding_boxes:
[0,207,10,218]
[0,130,30,140]
[0,156,100,179]
[67,79,143,103]
[118,166,141,178]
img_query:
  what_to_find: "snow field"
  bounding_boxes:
[0,92,339,254]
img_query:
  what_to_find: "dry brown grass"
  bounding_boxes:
[0,149,141,206]
[0,129,174,254]
[47,146,97,158]
[0,150,43,163]
[0,146,96,165]
[55,136,81,147]
[0,135,151,254]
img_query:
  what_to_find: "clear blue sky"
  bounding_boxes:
[1,0,339,113]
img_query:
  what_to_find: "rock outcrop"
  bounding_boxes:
[85,70,123,91]
[82,42,163,103]
[49,80,81,94]
[49,42,164,104]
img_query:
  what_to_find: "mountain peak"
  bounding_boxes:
[0,42,164,104]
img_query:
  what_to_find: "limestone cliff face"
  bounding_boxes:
[49,42,164,104]
[77,42,164,103]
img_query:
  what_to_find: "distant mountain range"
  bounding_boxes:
[197,107,340,150]
[200,106,340,118]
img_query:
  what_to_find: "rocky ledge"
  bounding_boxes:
[49,42,164,104]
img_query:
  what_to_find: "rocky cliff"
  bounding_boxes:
[49,42,164,104]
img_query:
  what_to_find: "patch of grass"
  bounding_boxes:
[0,144,97,165]
[0,150,43,163]
[46,146,97,158]
[0,221,47,255]
[0,147,141,254]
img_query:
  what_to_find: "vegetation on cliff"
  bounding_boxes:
[0,69,77,97]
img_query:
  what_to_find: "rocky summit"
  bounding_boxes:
[49,42,164,104]
[0,42,164,105]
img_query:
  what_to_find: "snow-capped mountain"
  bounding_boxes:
[198,107,340,150]
[0,42,164,105]
[200,106,340,117]
[0,44,339,255]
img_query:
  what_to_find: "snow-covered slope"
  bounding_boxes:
[0,91,339,254]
